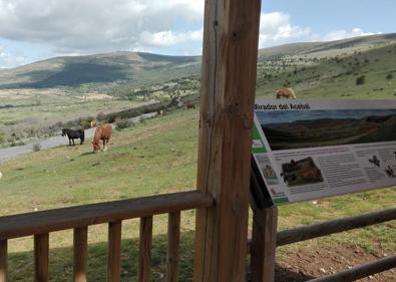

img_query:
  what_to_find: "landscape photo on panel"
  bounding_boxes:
[256,109,396,151]
[280,157,324,187]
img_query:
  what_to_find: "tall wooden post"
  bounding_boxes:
[194,0,262,281]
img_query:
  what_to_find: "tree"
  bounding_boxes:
[356,75,366,85]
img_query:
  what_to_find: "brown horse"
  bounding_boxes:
[276,87,297,99]
[92,124,112,152]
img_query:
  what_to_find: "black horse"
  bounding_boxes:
[61,129,85,146]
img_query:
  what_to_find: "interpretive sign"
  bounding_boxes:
[252,99,396,204]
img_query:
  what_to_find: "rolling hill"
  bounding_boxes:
[0,33,395,93]
[0,51,200,89]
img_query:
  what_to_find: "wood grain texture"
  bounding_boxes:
[0,191,213,240]
[73,227,88,282]
[139,216,153,282]
[108,221,122,282]
[310,255,396,282]
[277,207,396,246]
[250,207,278,282]
[0,240,7,282]
[194,0,262,281]
[34,234,49,282]
[166,212,181,282]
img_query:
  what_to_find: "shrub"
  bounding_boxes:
[96,112,107,121]
[386,73,393,80]
[115,119,132,130]
[33,143,41,152]
[356,75,366,85]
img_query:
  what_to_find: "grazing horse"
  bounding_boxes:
[62,129,85,146]
[185,101,196,109]
[276,87,297,99]
[92,124,112,152]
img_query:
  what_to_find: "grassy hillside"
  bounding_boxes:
[0,109,395,281]
[1,33,396,280]
[256,34,396,99]
[0,51,200,89]
[0,33,395,95]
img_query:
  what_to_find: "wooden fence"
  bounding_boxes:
[0,191,213,282]
[250,204,396,282]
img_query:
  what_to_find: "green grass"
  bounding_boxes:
[1,108,395,281]
[1,35,396,280]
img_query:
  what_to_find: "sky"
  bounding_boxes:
[0,0,394,68]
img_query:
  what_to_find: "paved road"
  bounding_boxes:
[0,112,157,164]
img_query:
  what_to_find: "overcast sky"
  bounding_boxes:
[0,0,394,68]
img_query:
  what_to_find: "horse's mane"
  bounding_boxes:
[93,126,103,144]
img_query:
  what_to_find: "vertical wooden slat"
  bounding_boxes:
[167,212,181,282]
[139,216,153,282]
[73,227,88,282]
[250,206,278,282]
[194,0,262,281]
[108,221,122,282]
[0,240,7,282]
[34,233,49,282]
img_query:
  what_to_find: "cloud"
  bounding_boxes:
[258,13,378,47]
[322,28,377,41]
[140,29,202,48]
[259,12,312,48]
[0,1,382,68]
[0,0,204,55]
[0,45,26,68]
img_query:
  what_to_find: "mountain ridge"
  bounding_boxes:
[0,33,395,90]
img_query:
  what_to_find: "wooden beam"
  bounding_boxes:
[194,0,262,281]
[108,221,122,282]
[167,212,181,282]
[73,227,88,282]
[139,216,153,282]
[309,255,396,282]
[0,191,213,240]
[34,234,49,282]
[277,207,396,246]
[250,206,278,282]
[0,240,7,282]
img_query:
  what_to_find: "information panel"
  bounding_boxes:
[252,99,396,204]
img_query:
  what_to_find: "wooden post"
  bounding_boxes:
[108,221,122,282]
[139,216,153,282]
[250,206,278,282]
[194,0,262,281]
[73,227,88,282]
[0,240,7,282]
[167,212,181,282]
[34,234,49,282]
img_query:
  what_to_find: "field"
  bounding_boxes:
[0,34,396,281]
[1,109,395,281]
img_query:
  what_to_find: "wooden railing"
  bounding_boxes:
[249,206,396,282]
[0,191,214,282]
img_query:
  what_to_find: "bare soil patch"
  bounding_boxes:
[274,244,395,281]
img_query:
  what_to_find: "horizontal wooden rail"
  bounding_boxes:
[309,254,396,282]
[248,207,396,251]
[277,207,396,246]
[0,191,213,240]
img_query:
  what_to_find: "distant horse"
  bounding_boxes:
[185,101,196,109]
[62,129,85,146]
[92,124,112,152]
[276,87,297,99]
